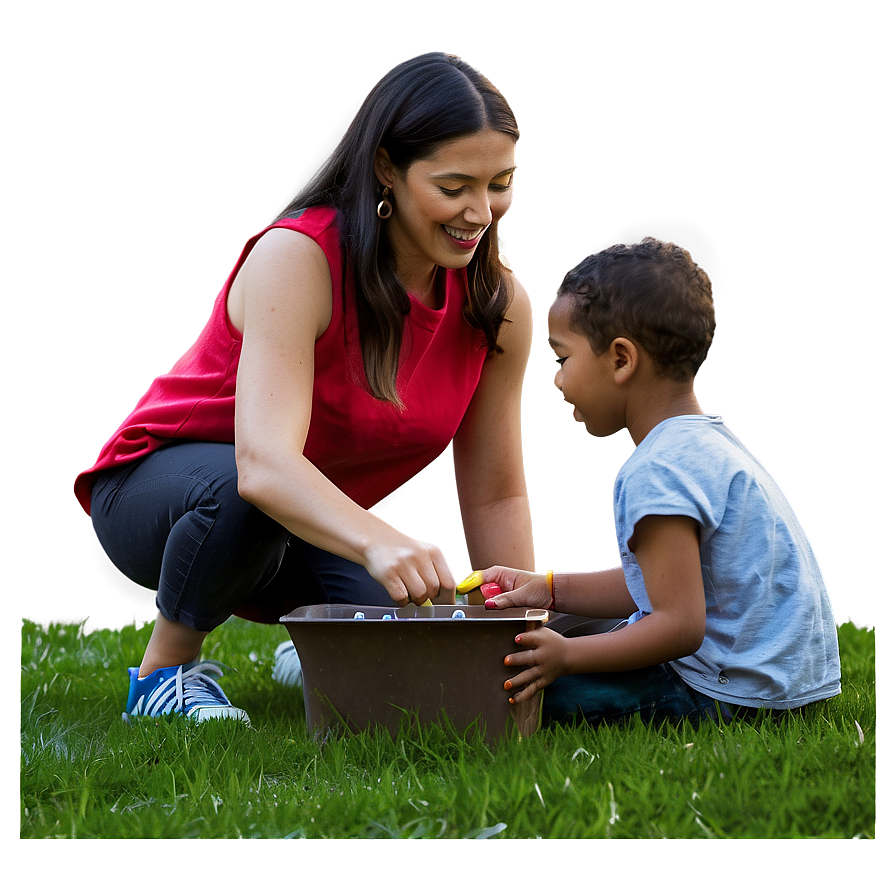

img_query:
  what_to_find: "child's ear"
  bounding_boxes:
[374,147,394,189]
[611,337,638,384]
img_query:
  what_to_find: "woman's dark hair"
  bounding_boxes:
[560,238,715,381]
[276,52,520,406]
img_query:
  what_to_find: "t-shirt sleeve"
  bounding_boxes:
[614,454,725,552]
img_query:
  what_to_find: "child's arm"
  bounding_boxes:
[503,515,706,703]
[471,566,638,618]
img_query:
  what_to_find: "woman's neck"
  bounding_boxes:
[402,264,442,309]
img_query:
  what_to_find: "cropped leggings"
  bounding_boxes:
[89,441,392,631]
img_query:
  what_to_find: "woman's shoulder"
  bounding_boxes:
[246,206,343,272]
[226,210,338,335]
[506,269,531,309]
[498,268,532,347]
[270,205,339,240]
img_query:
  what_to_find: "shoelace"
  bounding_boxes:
[144,661,232,716]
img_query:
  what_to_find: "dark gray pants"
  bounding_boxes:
[90,441,391,630]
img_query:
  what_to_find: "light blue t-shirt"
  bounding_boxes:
[614,415,841,709]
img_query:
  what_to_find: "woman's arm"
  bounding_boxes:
[452,273,535,571]
[229,228,455,605]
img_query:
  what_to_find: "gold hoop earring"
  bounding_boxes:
[376,186,393,220]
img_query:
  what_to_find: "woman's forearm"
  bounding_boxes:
[238,448,456,604]
[236,444,394,565]
[461,493,535,571]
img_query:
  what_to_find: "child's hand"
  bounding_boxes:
[459,567,551,610]
[503,626,569,704]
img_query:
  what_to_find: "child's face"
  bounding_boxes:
[548,295,622,437]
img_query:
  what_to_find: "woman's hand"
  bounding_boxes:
[458,566,552,610]
[363,534,456,606]
[503,626,569,703]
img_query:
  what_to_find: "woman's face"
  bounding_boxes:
[379,129,517,279]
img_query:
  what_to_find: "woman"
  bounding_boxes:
[74,53,534,723]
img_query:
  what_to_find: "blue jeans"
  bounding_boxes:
[541,616,738,725]
[542,660,738,726]
[90,441,392,630]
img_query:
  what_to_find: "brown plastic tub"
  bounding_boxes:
[280,604,549,744]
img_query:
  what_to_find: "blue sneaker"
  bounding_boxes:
[123,660,250,724]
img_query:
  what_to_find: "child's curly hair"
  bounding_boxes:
[559,238,716,381]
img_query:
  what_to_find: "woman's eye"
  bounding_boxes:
[555,357,567,366]
[438,179,512,197]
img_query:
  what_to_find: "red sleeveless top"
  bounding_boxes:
[75,206,488,514]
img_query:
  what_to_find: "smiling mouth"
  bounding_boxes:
[561,395,582,422]
[442,224,485,242]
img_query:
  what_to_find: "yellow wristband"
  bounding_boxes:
[547,570,555,611]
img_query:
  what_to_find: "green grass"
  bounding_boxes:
[20,618,874,839]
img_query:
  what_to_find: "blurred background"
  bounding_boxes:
[5,0,890,642]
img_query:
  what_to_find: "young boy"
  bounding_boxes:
[475,238,841,724]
